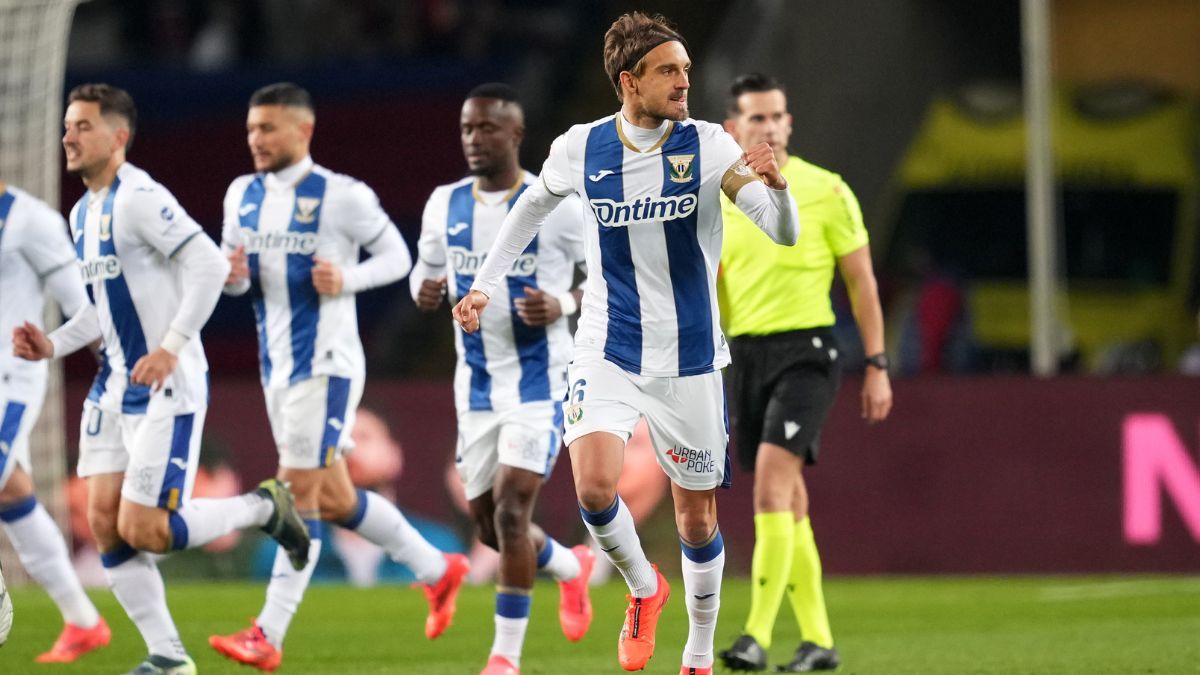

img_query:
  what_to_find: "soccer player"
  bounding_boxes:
[411,82,594,675]
[453,15,800,675]
[209,82,468,671]
[1,181,112,663]
[12,83,311,675]
[716,73,893,673]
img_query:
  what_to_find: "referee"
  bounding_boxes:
[717,73,893,673]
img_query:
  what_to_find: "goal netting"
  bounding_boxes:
[0,0,84,584]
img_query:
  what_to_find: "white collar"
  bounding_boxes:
[265,155,314,188]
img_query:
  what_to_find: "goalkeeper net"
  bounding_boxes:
[0,0,84,583]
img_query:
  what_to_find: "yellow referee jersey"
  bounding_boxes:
[719,155,868,337]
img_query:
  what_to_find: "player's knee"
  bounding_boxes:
[279,469,321,509]
[675,510,717,544]
[752,486,792,513]
[116,512,169,553]
[492,497,532,543]
[0,467,33,502]
[87,507,120,546]
[575,483,618,514]
[319,489,358,523]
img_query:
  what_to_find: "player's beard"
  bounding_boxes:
[261,151,297,174]
[642,96,688,123]
[467,157,501,178]
[66,156,101,180]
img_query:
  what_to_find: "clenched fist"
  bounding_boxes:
[12,321,53,361]
[743,142,787,190]
[415,276,447,312]
[311,257,343,296]
[226,245,249,286]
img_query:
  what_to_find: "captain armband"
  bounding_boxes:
[721,159,764,201]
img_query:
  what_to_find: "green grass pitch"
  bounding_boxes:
[3,576,1199,673]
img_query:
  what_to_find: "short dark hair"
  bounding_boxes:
[603,12,688,101]
[67,83,137,150]
[466,82,519,104]
[249,82,314,112]
[727,73,786,117]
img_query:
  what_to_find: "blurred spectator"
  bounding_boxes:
[897,247,977,374]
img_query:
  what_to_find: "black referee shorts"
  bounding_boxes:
[726,327,842,470]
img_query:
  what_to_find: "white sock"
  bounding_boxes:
[587,538,615,585]
[342,490,446,583]
[169,493,272,550]
[1,499,100,628]
[680,532,725,669]
[536,537,581,582]
[102,546,187,660]
[490,592,531,666]
[257,525,322,650]
[580,497,657,597]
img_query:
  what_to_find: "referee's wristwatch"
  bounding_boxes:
[865,352,890,370]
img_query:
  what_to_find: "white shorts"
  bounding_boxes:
[265,375,363,470]
[76,401,206,510]
[562,358,730,491]
[0,392,43,490]
[456,400,564,501]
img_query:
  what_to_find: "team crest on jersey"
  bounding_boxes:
[565,403,584,425]
[99,214,112,241]
[667,154,696,183]
[294,197,321,224]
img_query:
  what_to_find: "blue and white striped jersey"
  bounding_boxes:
[0,186,82,398]
[540,115,744,377]
[222,156,403,389]
[418,172,584,413]
[69,163,211,416]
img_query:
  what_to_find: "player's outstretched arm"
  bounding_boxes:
[466,179,565,307]
[20,300,102,361]
[12,321,55,360]
[723,142,800,245]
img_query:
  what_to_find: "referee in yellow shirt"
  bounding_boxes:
[717,73,893,673]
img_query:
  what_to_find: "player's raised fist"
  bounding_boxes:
[743,142,787,190]
[12,321,53,361]
[452,290,489,334]
[311,256,343,295]
[226,245,249,286]
[416,276,448,312]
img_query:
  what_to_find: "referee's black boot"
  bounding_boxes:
[720,634,768,671]
[775,641,840,672]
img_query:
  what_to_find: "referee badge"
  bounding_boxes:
[668,154,695,183]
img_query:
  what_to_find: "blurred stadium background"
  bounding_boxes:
[2,0,1200,672]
